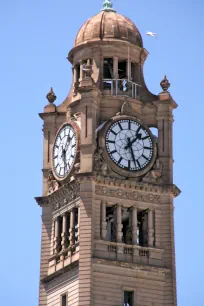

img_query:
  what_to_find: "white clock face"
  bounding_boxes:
[105,119,153,171]
[53,124,77,178]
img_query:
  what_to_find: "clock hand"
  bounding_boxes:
[127,138,137,168]
[65,135,72,151]
[62,149,66,166]
[125,132,142,150]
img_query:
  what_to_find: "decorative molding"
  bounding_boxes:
[95,185,160,203]
[35,177,180,208]
[171,184,181,197]
[142,159,163,184]
[51,181,80,211]
[116,100,133,116]
[94,148,109,175]
[35,196,49,206]
[93,257,169,275]
[95,176,180,197]
[35,180,80,211]
[47,169,60,195]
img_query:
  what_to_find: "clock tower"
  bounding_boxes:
[36,1,180,306]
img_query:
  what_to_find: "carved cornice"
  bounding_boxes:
[95,176,181,198]
[35,180,80,211]
[95,185,160,203]
[35,176,180,209]
[35,196,49,206]
[171,184,181,197]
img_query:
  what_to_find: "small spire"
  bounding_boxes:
[160,75,170,92]
[46,87,57,104]
[101,0,116,12]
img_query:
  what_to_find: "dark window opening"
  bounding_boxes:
[65,213,70,248]
[118,60,127,79]
[103,58,113,90]
[106,206,115,241]
[58,216,63,252]
[76,64,80,84]
[137,210,148,247]
[61,294,67,306]
[124,291,133,306]
[103,58,113,79]
[74,208,79,244]
[122,209,131,244]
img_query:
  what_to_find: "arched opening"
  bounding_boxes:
[149,127,158,138]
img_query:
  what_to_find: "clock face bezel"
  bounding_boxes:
[99,116,157,178]
[52,121,80,181]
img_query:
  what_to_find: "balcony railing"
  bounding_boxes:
[48,243,79,275]
[103,79,141,99]
[94,240,164,267]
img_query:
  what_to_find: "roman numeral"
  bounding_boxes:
[128,121,131,129]
[55,145,59,149]
[136,126,141,134]
[128,160,131,169]
[137,160,141,169]
[144,146,151,150]
[107,140,115,144]
[118,157,122,164]
[110,130,117,136]
[71,155,75,158]
[118,122,123,130]
[110,150,117,154]
[72,144,76,148]
[54,155,58,159]
[142,154,148,160]
[142,136,149,140]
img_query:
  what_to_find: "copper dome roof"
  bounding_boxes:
[74,11,143,48]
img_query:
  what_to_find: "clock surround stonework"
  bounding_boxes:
[36,5,180,306]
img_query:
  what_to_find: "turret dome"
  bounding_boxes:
[74,4,143,48]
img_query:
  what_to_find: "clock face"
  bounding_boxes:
[53,124,77,178]
[105,119,153,171]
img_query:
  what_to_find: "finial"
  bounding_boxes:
[160,75,170,92]
[101,0,116,12]
[46,87,57,104]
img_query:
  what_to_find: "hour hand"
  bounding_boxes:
[65,135,71,150]
[129,143,137,168]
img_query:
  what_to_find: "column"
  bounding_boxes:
[54,217,60,254]
[116,204,123,243]
[73,66,77,84]
[69,209,74,247]
[148,209,154,247]
[113,57,119,79]
[131,207,138,245]
[79,60,83,82]
[61,213,67,250]
[101,201,107,240]
[126,59,131,81]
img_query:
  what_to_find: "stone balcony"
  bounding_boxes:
[48,243,79,275]
[94,240,164,267]
[103,79,140,99]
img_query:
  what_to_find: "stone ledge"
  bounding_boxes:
[94,240,164,268]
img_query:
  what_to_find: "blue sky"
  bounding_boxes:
[0,0,203,305]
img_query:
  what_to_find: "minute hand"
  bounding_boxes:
[129,134,140,146]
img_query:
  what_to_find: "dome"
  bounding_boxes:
[74,10,143,48]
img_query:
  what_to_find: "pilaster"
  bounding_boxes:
[78,179,95,306]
